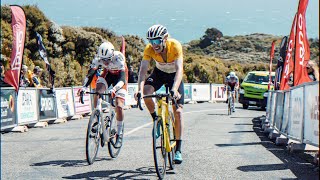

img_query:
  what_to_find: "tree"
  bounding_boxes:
[199,27,223,49]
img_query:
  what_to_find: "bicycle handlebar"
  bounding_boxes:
[137,93,179,111]
[80,91,114,107]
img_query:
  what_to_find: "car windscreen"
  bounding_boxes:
[243,73,275,85]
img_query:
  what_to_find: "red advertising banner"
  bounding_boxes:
[4,5,26,91]
[280,14,297,90]
[293,0,311,86]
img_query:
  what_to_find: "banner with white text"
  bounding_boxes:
[55,88,75,118]
[0,88,16,129]
[39,89,57,121]
[17,89,38,125]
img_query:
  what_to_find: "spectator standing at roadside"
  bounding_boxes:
[20,65,30,87]
[128,66,138,83]
[30,66,43,88]
[307,60,319,81]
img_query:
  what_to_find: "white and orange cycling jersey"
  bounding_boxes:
[90,51,126,74]
[83,51,128,93]
[225,75,239,87]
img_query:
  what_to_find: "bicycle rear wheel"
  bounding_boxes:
[86,109,101,165]
[108,110,123,158]
[167,111,176,170]
[153,117,167,179]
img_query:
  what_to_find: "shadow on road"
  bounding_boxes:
[207,113,228,116]
[30,158,112,167]
[228,130,255,133]
[234,123,254,125]
[215,142,263,147]
[62,166,164,179]
[236,116,319,179]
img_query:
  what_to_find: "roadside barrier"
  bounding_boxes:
[264,81,319,152]
[1,80,318,158]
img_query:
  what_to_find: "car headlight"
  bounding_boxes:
[239,88,245,94]
[263,92,269,97]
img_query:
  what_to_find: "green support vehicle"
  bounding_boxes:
[239,71,275,110]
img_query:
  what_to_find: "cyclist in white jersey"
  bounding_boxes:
[224,72,239,112]
[78,42,128,148]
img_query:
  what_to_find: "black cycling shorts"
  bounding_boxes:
[227,85,235,91]
[145,67,184,105]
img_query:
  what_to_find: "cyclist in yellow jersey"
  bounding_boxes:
[136,24,184,164]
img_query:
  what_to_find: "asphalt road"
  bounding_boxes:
[1,102,318,179]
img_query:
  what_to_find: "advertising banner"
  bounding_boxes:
[280,91,290,134]
[269,92,277,127]
[126,83,138,106]
[303,82,319,146]
[191,84,211,102]
[288,86,304,141]
[0,88,16,129]
[39,89,57,121]
[17,89,38,124]
[184,83,192,102]
[73,87,91,114]
[274,92,284,131]
[210,84,226,101]
[266,91,273,120]
[55,88,75,118]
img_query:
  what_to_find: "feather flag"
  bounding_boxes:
[293,0,311,86]
[4,5,27,91]
[35,32,56,90]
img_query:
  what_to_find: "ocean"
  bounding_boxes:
[1,0,319,43]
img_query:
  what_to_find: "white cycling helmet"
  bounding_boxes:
[146,24,168,40]
[230,72,236,78]
[98,42,114,60]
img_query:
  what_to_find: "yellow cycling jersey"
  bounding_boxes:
[143,38,183,73]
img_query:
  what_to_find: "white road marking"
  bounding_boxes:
[125,108,227,136]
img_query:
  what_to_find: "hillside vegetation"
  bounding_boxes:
[1,5,319,87]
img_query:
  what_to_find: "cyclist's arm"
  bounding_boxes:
[172,58,183,91]
[137,60,150,92]
[82,68,97,87]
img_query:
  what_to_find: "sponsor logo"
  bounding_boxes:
[41,97,54,111]
[297,14,306,66]
[11,28,24,70]
[311,96,319,120]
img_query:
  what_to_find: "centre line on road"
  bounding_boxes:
[125,108,226,136]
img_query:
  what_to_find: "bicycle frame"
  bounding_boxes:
[156,97,176,153]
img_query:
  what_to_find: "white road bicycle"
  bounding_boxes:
[80,91,124,165]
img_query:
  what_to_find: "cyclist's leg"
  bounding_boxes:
[95,77,107,109]
[226,86,230,103]
[144,68,164,120]
[170,79,184,164]
[230,86,235,111]
[114,88,126,135]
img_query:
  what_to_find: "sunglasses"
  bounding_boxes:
[149,38,162,45]
[101,57,112,62]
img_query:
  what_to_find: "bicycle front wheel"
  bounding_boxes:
[153,118,167,179]
[108,111,123,158]
[86,109,101,165]
[167,111,176,170]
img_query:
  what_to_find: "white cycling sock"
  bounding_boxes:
[117,121,123,135]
